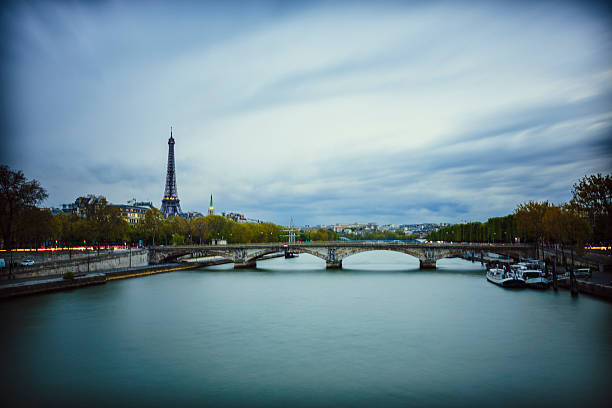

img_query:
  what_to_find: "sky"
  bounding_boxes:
[1,0,611,226]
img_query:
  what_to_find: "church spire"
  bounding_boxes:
[208,194,214,216]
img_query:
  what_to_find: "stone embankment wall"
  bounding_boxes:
[1,250,149,281]
[557,278,612,301]
[1,249,115,264]
[0,274,107,298]
[0,262,204,299]
[576,280,612,300]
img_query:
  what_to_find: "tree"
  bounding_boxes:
[515,201,550,257]
[559,204,591,270]
[142,208,165,246]
[167,216,191,245]
[83,195,125,250]
[14,207,55,248]
[0,165,48,250]
[172,232,186,246]
[570,173,612,245]
[191,217,207,245]
[543,205,564,245]
[203,215,232,242]
[310,228,337,241]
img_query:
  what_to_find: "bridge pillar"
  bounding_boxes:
[420,248,437,269]
[419,259,436,269]
[326,248,342,269]
[326,260,342,269]
[234,261,256,269]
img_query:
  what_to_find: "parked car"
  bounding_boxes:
[20,259,35,266]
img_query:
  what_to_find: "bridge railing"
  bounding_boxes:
[157,242,534,249]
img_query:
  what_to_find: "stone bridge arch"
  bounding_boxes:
[242,248,287,265]
[150,248,234,264]
[293,246,434,269]
[339,248,422,268]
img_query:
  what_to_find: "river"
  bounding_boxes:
[1,251,611,407]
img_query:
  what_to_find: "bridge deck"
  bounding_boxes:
[164,242,533,250]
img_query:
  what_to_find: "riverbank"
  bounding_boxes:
[0,261,227,299]
[0,249,149,281]
[554,269,612,302]
[0,273,107,299]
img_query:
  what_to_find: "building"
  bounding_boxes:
[59,196,155,224]
[224,212,247,223]
[182,211,204,220]
[127,199,154,210]
[60,196,97,218]
[113,203,149,225]
[161,127,182,217]
[61,202,76,215]
[48,207,63,216]
[332,222,379,234]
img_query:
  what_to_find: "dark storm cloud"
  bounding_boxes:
[1,0,611,224]
[86,164,159,186]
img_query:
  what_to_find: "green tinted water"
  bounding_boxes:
[1,253,611,407]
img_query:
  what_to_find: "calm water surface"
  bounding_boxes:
[1,252,611,407]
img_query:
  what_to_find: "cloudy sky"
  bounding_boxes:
[1,0,611,226]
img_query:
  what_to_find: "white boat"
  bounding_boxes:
[486,267,525,288]
[512,262,549,290]
[519,269,549,290]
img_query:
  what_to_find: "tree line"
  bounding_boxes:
[427,215,517,244]
[2,165,609,250]
[427,174,611,251]
[0,165,342,249]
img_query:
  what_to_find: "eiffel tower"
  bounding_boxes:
[161,127,182,217]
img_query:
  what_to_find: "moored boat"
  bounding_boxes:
[486,267,525,288]
[519,270,549,289]
[512,262,549,290]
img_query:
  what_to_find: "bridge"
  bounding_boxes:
[149,242,536,270]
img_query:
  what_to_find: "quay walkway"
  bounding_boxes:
[0,258,230,300]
